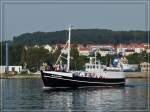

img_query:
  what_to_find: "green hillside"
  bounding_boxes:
[13,29,148,45]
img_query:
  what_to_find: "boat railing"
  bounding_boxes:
[73,71,101,78]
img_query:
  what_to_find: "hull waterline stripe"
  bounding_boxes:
[43,76,125,85]
[43,85,119,89]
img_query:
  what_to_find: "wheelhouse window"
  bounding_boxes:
[93,65,95,69]
[86,65,89,69]
[90,66,92,69]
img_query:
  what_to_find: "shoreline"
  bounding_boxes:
[0,72,149,79]
[0,74,41,79]
[125,72,149,78]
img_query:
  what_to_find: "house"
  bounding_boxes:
[99,48,115,56]
[134,43,145,53]
[89,44,114,52]
[78,46,90,56]
[43,44,52,52]
[116,44,127,53]
[0,66,22,74]
[125,49,135,56]
[116,43,145,55]
[144,44,150,53]
[140,62,150,72]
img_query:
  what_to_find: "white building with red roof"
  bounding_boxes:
[78,46,90,56]
[89,44,114,52]
[125,49,135,56]
[134,43,145,53]
[79,44,115,56]
[144,44,150,53]
[116,43,145,55]
[52,43,148,56]
[99,48,115,56]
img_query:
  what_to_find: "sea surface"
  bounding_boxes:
[1,78,149,112]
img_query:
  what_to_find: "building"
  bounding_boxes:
[125,49,135,56]
[51,43,148,57]
[116,44,127,53]
[99,48,115,56]
[78,47,90,56]
[116,43,145,54]
[34,45,40,48]
[89,44,114,52]
[0,66,22,74]
[144,44,150,53]
[140,62,150,72]
[133,43,145,53]
[43,44,52,52]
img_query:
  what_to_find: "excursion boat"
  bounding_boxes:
[41,26,125,88]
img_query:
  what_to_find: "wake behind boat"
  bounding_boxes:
[41,26,125,88]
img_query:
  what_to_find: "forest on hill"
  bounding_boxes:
[13,29,149,45]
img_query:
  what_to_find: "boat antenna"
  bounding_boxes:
[67,25,72,72]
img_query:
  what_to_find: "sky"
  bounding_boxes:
[2,2,147,40]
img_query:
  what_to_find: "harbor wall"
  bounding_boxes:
[125,72,149,78]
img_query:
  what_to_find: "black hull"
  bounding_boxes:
[41,71,125,88]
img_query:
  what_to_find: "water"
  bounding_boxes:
[1,78,149,112]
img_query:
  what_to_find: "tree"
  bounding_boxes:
[26,47,49,72]
[9,44,23,65]
[20,46,27,67]
[13,29,148,45]
[76,55,88,70]
[70,45,79,70]
[126,53,141,64]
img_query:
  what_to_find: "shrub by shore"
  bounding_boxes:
[0,73,41,79]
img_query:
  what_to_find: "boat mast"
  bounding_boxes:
[5,43,9,73]
[95,50,97,64]
[67,25,71,72]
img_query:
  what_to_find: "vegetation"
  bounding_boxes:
[25,47,49,72]
[0,29,149,72]
[70,45,88,70]
[126,51,149,64]
[13,29,149,45]
[1,41,149,72]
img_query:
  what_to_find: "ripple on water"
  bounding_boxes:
[1,78,149,111]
